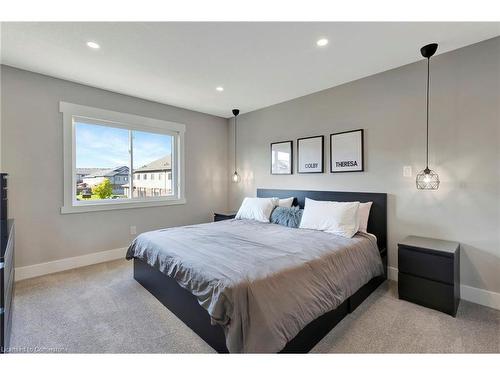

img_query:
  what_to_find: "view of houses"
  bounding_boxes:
[76,155,172,199]
[78,166,129,195]
[128,155,172,198]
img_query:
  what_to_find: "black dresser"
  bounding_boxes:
[213,212,236,222]
[398,235,460,317]
[1,219,14,353]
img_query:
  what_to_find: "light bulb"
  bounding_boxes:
[316,38,329,47]
[86,41,100,49]
[232,171,240,183]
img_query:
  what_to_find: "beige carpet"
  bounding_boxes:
[9,259,500,353]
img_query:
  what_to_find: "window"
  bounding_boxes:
[61,102,185,213]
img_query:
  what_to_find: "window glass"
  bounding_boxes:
[132,131,173,198]
[75,122,130,202]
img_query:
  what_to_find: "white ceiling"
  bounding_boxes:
[1,22,499,118]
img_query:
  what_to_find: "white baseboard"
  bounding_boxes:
[387,266,500,311]
[460,284,500,310]
[387,266,398,282]
[15,247,127,281]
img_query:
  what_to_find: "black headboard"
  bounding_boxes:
[257,188,387,251]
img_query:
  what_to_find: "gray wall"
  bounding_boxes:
[1,65,229,267]
[2,37,499,295]
[228,37,500,293]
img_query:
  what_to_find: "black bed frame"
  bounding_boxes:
[133,189,387,353]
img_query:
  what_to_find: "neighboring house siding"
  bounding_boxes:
[123,155,172,197]
[128,170,172,197]
[83,175,129,195]
[80,166,130,195]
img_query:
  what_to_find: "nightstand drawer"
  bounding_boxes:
[398,272,456,316]
[398,246,453,284]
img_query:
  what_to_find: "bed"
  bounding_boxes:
[127,189,387,353]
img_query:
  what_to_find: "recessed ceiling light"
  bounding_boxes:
[86,41,100,49]
[216,86,224,92]
[316,38,329,47]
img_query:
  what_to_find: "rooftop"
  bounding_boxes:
[84,166,130,178]
[135,155,171,172]
[76,167,108,176]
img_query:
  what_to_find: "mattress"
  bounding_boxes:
[126,219,383,353]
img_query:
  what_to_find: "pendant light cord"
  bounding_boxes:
[234,114,237,172]
[426,57,430,169]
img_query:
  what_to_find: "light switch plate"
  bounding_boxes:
[130,225,137,235]
[403,166,412,177]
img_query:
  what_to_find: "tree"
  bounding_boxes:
[92,178,113,199]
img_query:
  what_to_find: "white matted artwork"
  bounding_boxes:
[330,129,364,173]
[271,141,293,174]
[297,136,324,173]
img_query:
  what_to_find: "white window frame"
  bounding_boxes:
[60,102,186,214]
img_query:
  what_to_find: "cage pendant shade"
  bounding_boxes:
[416,43,440,190]
[416,167,440,190]
[232,109,240,183]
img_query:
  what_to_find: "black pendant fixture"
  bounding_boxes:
[416,43,440,190]
[231,109,241,183]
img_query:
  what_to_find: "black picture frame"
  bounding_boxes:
[297,135,324,174]
[330,129,364,173]
[270,140,293,175]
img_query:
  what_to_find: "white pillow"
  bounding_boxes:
[272,197,294,208]
[299,198,360,238]
[235,197,275,223]
[358,202,373,233]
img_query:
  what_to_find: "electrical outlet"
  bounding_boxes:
[403,166,412,178]
[130,225,137,235]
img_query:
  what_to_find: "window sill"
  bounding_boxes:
[61,198,187,214]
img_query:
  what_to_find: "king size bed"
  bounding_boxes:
[126,189,387,353]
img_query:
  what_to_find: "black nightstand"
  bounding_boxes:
[213,212,236,222]
[398,236,460,317]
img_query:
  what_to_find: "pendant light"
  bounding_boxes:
[416,43,440,190]
[231,109,241,183]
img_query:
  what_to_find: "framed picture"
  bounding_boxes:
[270,141,293,175]
[330,129,364,173]
[297,136,324,173]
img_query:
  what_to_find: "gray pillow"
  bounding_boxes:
[270,206,303,228]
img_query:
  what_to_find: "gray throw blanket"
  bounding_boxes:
[126,219,383,353]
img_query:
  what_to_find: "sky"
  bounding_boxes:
[75,122,172,169]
